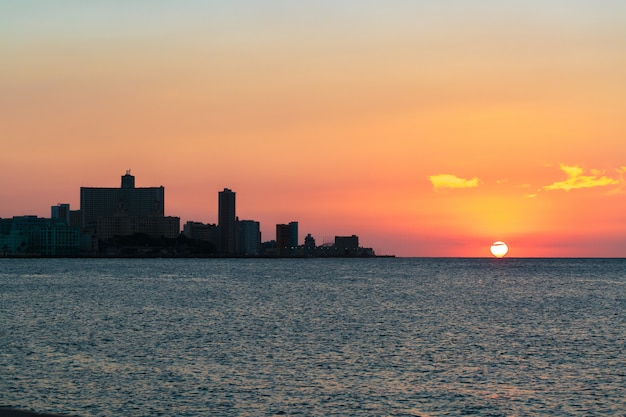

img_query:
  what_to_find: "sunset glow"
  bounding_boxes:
[2,1,626,257]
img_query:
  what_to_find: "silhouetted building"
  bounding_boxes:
[238,220,261,255]
[52,204,83,229]
[183,221,218,246]
[0,218,26,255]
[81,171,164,228]
[276,224,291,256]
[335,235,359,256]
[80,171,178,240]
[0,216,80,256]
[0,219,13,235]
[289,221,298,251]
[218,188,236,254]
[69,210,82,228]
[121,171,135,188]
[51,203,70,224]
[96,216,180,240]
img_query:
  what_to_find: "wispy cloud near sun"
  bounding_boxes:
[542,164,621,192]
[429,174,479,190]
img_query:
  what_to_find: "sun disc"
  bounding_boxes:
[490,241,508,258]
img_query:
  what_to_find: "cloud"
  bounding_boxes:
[542,164,620,192]
[429,174,479,190]
[609,166,626,194]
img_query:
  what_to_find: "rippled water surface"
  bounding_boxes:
[1,258,625,416]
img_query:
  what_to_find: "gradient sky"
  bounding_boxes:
[2,1,626,257]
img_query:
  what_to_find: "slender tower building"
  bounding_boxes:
[218,188,236,254]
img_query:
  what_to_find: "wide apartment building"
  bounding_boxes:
[0,216,81,256]
[80,171,179,240]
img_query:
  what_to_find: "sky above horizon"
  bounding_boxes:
[2,1,626,257]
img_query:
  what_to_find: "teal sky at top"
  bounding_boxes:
[3,1,625,42]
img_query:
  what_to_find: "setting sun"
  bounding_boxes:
[490,242,509,258]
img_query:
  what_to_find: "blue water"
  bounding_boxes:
[1,258,624,416]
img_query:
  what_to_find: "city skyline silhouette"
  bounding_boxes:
[1,171,378,257]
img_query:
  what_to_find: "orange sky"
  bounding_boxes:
[2,1,626,256]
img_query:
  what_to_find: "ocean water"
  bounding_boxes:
[0,258,624,416]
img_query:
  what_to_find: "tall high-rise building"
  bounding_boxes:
[288,221,298,250]
[218,188,236,254]
[276,223,291,256]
